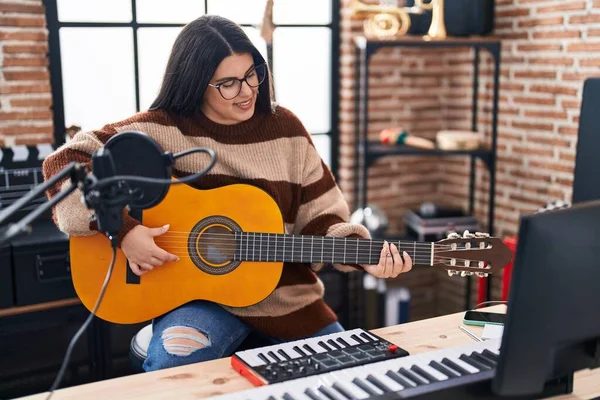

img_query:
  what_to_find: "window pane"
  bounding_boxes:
[138,27,183,111]
[273,0,331,25]
[207,0,267,25]
[136,0,205,24]
[241,27,268,65]
[60,28,137,132]
[311,134,331,168]
[57,0,132,22]
[273,27,331,134]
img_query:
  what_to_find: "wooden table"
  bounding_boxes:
[20,305,600,399]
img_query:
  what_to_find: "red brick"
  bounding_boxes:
[558,126,579,136]
[567,42,600,52]
[3,44,48,54]
[0,16,45,27]
[0,3,44,13]
[529,160,573,173]
[528,57,575,66]
[511,145,554,158]
[0,83,51,94]
[518,16,564,28]
[512,121,554,132]
[537,1,586,13]
[4,71,49,81]
[561,100,581,110]
[0,111,52,120]
[513,96,556,106]
[530,85,578,96]
[524,110,568,120]
[580,58,600,67]
[0,126,54,135]
[15,134,55,146]
[532,30,581,39]
[0,30,47,41]
[516,43,562,52]
[497,8,530,17]
[2,56,48,68]
[10,97,52,108]
[569,14,600,24]
[513,70,556,79]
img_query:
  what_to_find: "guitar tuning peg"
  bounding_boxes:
[462,230,474,238]
[476,272,489,278]
[446,232,460,239]
[460,270,474,277]
[475,232,490,238]
[447,269,458,276]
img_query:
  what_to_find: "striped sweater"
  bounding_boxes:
[42,106,371,339]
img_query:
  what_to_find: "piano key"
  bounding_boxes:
[331,382,357,400]
[278,349,292,361]
[328,339,344,350]
[304,388,324,400]
[441,357,471,375]
[443,350,481,373]
[328,372,370,400]
[367,368,405,392]
[470,352,496,368]
[365,374,392,393]
[318,341,333,351]
[459,354,492,371]
[258,353,272,364]
[268,351,283,363]
[482,349,500,362]
[411,365,438,383]
[283,393,299,400]
[336,338,351,348]
[429,360,460,378]
[293,345,308,357]
[350,334,365,344]
[385,369,414,388]
[318,385,344,400]
[304,344,319,354]
[410,355,449,381]
[351,377,380,396]
[398,367,427,386]
[359,332,374,342]
[235,350,267,367]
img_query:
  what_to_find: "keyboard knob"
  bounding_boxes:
[388,344,399,353]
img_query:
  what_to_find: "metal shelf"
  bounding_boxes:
[353,35,502,308]
[365,142,494,169]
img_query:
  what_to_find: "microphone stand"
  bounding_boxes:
[0,162,87,245]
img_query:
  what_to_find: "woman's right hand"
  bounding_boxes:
[121,224,179,276]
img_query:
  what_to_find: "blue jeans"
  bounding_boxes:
[143,300,344,371]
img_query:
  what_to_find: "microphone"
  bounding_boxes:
[0,130,217,246]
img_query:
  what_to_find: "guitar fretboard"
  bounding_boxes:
[232,232,436,266]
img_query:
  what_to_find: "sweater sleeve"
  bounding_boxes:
[42,122,141,246]
[292,119,371,273]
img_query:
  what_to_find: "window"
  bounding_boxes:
[44,0,340,175]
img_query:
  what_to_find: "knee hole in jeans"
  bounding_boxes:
[161,326,211,357]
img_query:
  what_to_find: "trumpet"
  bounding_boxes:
[350,0,447,40]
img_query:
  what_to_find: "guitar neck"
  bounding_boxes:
[233,232,435,266]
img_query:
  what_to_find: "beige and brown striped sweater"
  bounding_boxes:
[42,106,371,339]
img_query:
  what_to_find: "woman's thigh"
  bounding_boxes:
[143,300,250,371]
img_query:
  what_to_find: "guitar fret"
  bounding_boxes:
[252,232,255,261]
[259,233,262,262]
[355,238,359,264]
[233,231,237,261]
[266,234,269,262]
[283,235,286,262]
[311,236,314,264]
[321,237,324,263]
[291,235,294,263]
[332,237,335,263]
[343,238,347,264]
[300,236,303,263]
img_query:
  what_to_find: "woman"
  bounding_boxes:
[42,15,413,371]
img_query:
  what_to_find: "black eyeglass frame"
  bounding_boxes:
[207,63,267,100]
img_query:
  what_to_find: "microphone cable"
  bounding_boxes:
[42,146,217,399]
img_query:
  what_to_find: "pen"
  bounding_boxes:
[459,325,482,342]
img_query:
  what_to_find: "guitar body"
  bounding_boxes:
[70,183,285,324]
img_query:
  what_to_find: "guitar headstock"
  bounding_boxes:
[433,230,513,277]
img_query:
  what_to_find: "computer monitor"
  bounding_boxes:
[572,78,600,204]
[492,200,600,396]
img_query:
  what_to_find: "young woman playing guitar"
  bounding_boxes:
[42,15,413,371]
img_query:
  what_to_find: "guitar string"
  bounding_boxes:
[153,234,457,250]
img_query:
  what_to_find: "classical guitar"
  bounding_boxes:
[70,182,513,324]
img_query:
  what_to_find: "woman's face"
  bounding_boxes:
[202,53,260,125]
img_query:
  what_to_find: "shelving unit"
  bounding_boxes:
[353,35,502,307]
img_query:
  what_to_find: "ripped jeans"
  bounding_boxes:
[143,300,344,372]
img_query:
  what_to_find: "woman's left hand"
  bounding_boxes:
[362,240,413,279]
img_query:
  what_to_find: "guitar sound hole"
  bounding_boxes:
[197,226,235,264]
[188,216,242,276]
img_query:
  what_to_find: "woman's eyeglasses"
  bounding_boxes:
[208,63,267,100]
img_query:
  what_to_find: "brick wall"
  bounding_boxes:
[339,0,600,319]
[0,0,52,147]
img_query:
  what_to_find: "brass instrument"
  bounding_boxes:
[350,0,447,40]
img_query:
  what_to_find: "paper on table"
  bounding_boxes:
[481,324,504,340]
